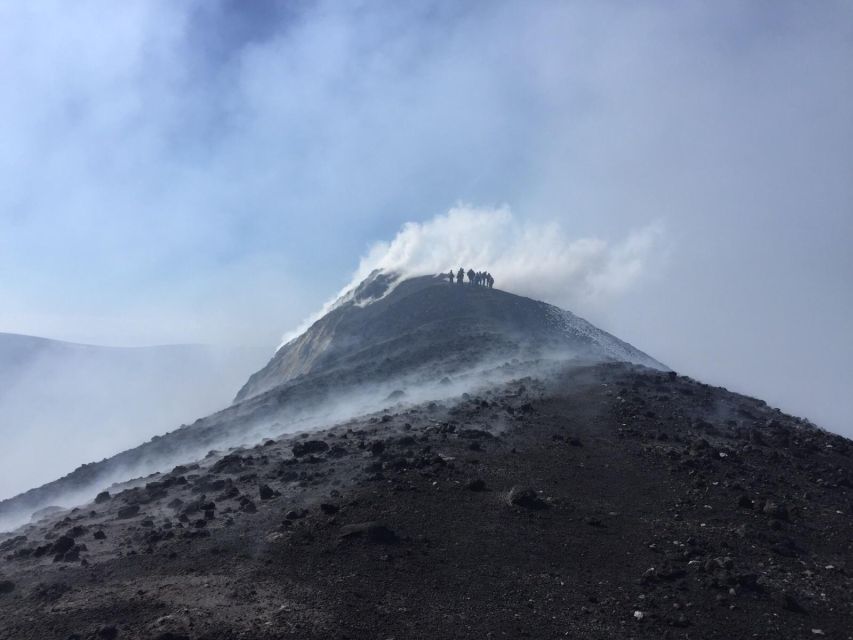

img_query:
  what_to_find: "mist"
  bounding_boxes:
[0,344,576,532]
[282,206,663,345]
[0,335,269,501]
[1,1,851,440]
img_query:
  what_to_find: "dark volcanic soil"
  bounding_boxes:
[1,362,851,639]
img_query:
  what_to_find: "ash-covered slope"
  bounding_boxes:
[236,271,665,402]
[0,275,663,531]
[1,362,851,640]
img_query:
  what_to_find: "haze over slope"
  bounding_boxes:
[0,333,268,500]
[0,276,662,530]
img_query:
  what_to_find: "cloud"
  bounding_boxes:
[0,337,269,500]
[0,0,851,439]
[282,206,663,345]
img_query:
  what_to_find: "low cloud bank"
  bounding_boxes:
[282,206,663,346]
[0,338,269,501]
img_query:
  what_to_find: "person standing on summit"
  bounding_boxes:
[457,267,465,284]
[467,268,475,284]
[448,270,455,284]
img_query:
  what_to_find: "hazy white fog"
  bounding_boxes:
[0,1,851,441]
[0,335,268,499]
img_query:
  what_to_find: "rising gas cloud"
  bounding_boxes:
[281,206,663,346]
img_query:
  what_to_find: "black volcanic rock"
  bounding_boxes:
[0,362,851,639]
[116,505,139,519]
[507,486,548,509]
[292,440,329,458]
[466,478,487,491]
[50,536,74,555]
[258,484,278,500]
[339,521,399,544]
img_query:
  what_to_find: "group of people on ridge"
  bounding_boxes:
[447,268,494,288]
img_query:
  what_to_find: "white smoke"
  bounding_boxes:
[281,205,663,346]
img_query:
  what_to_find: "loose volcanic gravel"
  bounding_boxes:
[1,362,851,639]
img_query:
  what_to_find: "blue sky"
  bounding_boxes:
[0,0,851,433]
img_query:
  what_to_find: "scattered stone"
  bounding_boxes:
[292,440,329,457]
[116,505,140,519]
[97,625,118,640]
[339,522,399,544]
[458,429,492,439]
[56,546,81,563]
[0,580,14,595]
[217,486,240,500]
[507,486,548,509]
[94,491,111,504]
[212,454,247,474]
[320,503,340,515]
[737,495,754,509]
[258,484,278,500]
[0,535,26,553]
[51,536,75,555]
[69,526,90,539]
[771,539,801,558]
[778,591,806,613]
[328,445,348,458]
[466,479,487,491]
[93,530,107,540]
[763,500,789,521]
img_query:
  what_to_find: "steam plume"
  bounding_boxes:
[282,206,663,346]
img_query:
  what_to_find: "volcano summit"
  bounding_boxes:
[236,271,666,402]
[0,274,850,640]
[0,273,663,528]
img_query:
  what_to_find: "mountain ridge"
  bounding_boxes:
[0,274,663,530]
[235,272,666,402]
